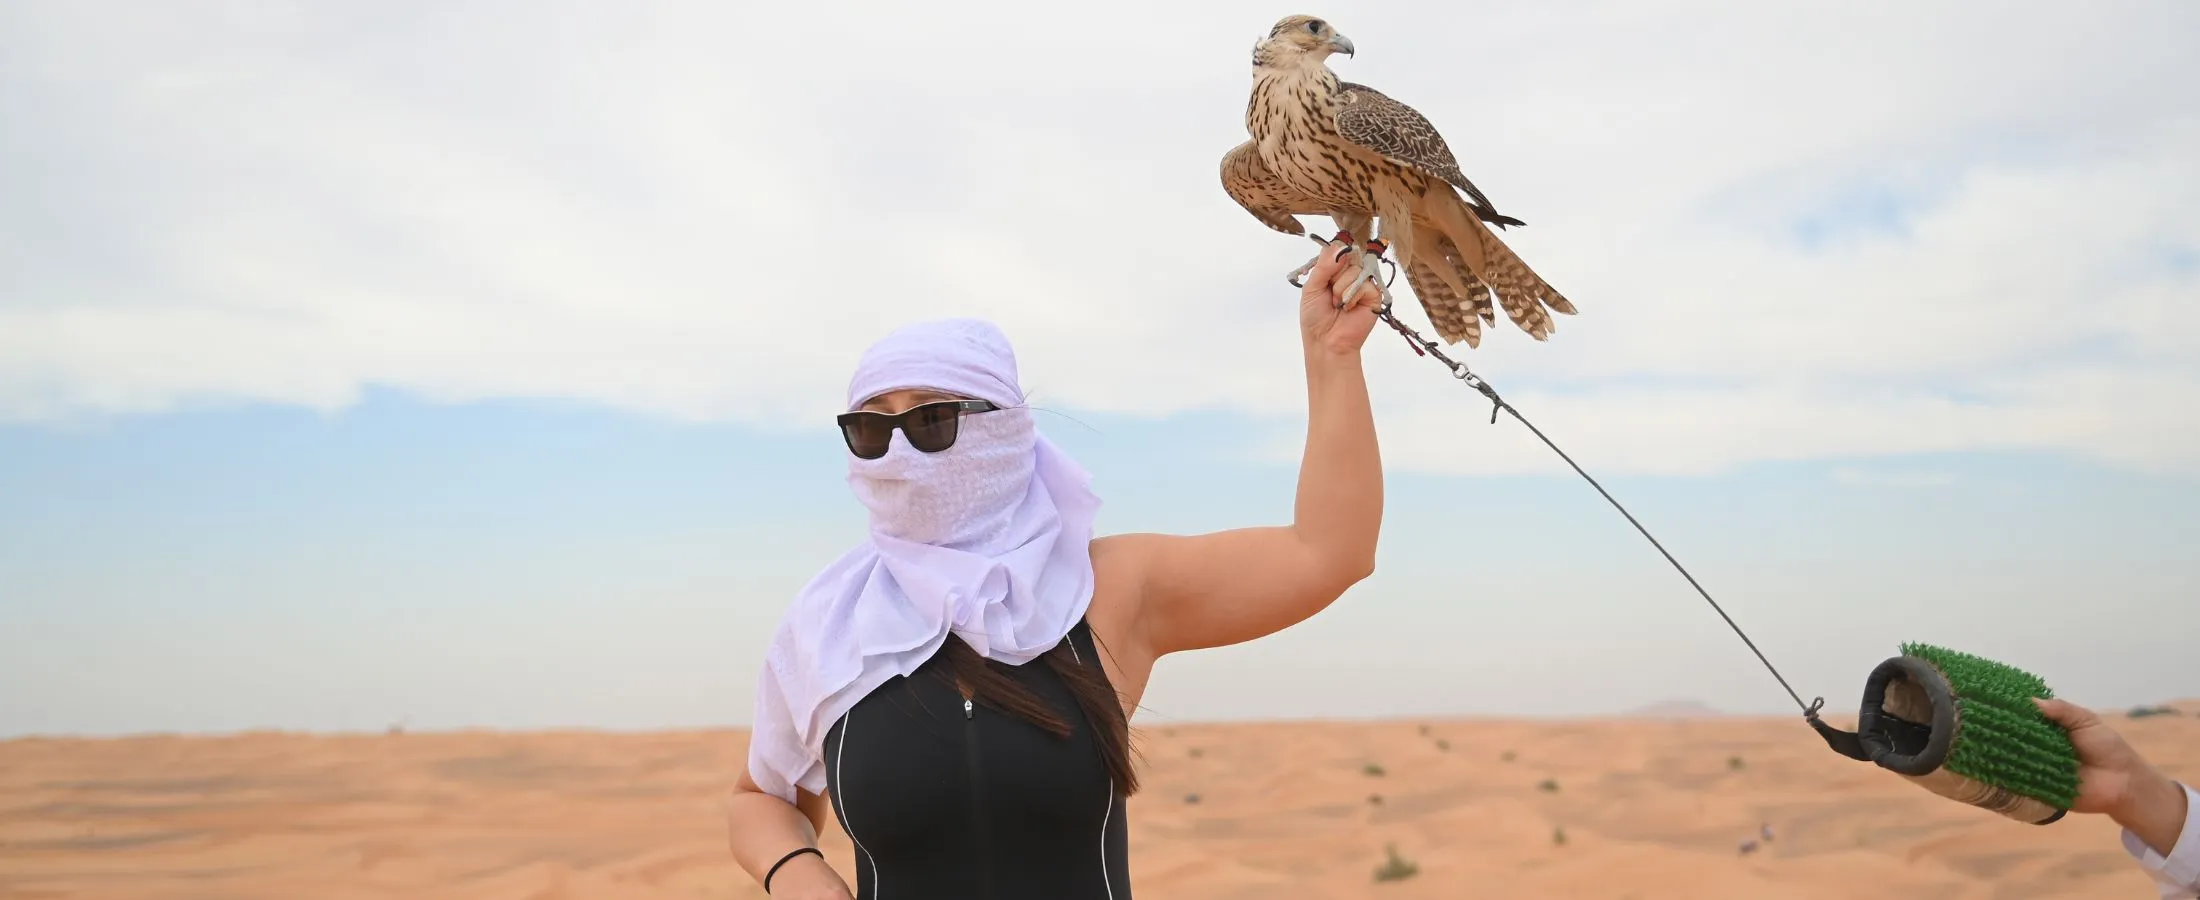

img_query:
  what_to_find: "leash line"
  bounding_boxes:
[1371,304,1824,719]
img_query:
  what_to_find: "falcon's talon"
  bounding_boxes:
[1358,239,1398,288]
[1334,250,1393,312]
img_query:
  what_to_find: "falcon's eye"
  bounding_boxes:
[1305,20,1323,33]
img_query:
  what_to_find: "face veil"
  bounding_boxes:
[744,318,1104,805]
[848,407,1037,548]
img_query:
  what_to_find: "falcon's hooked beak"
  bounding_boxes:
[1327,33,1355,58]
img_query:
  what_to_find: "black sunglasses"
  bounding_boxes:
[836,399,1001,460]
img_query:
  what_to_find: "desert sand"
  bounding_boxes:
[3,703,2193,899]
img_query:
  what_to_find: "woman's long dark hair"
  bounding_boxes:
[934,631,1141,796]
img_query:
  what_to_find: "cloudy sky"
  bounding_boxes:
[3,1,2196,737]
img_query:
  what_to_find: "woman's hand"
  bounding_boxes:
[1299,237,1386,356]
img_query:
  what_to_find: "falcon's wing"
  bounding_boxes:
[1220,140,1318,236]
[1333,82,1521,227]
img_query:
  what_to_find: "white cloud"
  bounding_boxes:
[2,1,2196,473]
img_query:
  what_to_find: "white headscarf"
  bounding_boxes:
[745,318,1102,804]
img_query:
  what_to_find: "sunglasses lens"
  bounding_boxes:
[901,402,962,453]
[841,417,892,459]
[839,401,990,459]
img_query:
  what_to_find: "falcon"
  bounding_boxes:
[1220,15,1576,348]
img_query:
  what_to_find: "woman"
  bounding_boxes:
[724,235,1387,899]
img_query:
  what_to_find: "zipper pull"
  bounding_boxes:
[963,697,974,720]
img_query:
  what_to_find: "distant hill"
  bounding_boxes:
[2126,698,2199,719]
[1619,700,1728,719]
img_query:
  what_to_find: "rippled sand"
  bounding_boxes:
[3,703,2192,899]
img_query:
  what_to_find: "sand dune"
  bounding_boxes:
[2,703,2192,899]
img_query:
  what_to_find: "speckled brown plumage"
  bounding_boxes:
[1335,81,1523,230]
[1221,14,1576,347]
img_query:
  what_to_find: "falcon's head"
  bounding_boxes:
[1253,15,1354,68]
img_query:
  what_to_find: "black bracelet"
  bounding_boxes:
[764,846,823,894]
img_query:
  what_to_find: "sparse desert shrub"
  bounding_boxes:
[1184,792,1200,804]
[1501,750,1517,762]
[1363,762,1386,777]
[2130,705,2181,719]
[1435,739,1450,752]
[1368,793,1383,805]
[1417,724,1431,736]
[1552,826,1567,846]
[1538,778,1560,793]
[1727,755,1746,771]
[1372,843,1419,882]
[1188,747,1203,758]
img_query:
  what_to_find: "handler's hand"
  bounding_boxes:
[1299,237,1384,356]
[2035,697,2190,856]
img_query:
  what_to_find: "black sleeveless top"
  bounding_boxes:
[821,618,1131,900]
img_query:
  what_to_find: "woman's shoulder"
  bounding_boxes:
[1085,531,1192,594]
[1086,533,1151,590]
[1084,533,1154,631]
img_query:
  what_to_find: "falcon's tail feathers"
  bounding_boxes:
[1403,247,1491,348]
[1419,189,1576,342]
